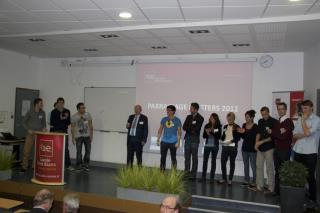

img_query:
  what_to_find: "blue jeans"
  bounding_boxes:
[242,151,257,183]
[76,136,91,167]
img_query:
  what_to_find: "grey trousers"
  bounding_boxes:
[256,149,275,191]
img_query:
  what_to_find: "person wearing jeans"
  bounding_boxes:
[200,113,221,182]
[238,110,258,187]
[218,112,240,186]
[271,102,294,196]
[293,100,320,202]
[71,102,93,172]
[21,98,47,173]
[183,102,204,180]
[157,105,182,172]
[252,106,278,195]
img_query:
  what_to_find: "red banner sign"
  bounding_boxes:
[33,132,65,185]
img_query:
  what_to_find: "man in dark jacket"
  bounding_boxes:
[183,102,204,180]
[30,189,54,213]
[272,102,294,195]
[126,105,148,167]
[50,97,72,170]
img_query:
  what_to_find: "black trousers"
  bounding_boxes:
[65,135,71,167]
[127,136,143,167]
[274,148,291,194]
[160,142,177,171]
[221,146,238,181]
[184,142,199,177]
[294,152,318,201]
[202,146,219,179]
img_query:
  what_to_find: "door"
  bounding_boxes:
[14,88,39,138]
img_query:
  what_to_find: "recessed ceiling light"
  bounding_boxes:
[83,48,98,52]
[29,38,46,42]
[289,0,301,2]
[151,46,167,49]
[188,29,210,34]
[100,34,119,38]
[232,43,250,47]
[119,12,132,19]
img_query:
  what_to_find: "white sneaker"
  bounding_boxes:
[66,166,75,171]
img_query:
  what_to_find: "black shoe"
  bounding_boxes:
[189,176,196,181]
[241,182,249,186]
[20,168,27,173]
[198,178,206,182]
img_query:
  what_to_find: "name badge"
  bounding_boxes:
[214,129,219,133]
[192,121,196,124]
[139,121,144,125]
[84,120,88,124]
[38,115,43,119]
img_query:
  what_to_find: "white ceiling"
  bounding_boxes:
[0,0,320,57]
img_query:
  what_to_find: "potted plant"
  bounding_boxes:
[279,161,308,213]
[0,149,14,180]
[116,166,185,204]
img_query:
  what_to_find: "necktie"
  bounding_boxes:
[130,115,138,136]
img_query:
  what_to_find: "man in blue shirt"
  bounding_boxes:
[157,105,182,171]
[293,100,320,202]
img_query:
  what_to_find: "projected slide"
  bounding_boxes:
[136,62,253,156]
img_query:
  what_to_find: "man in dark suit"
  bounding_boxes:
[126,105,148,167]
[30,189,54,213]
[183,102,204,180]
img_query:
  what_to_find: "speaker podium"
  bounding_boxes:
[31,131,66,185]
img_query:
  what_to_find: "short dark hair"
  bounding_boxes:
[34,98,43,106]
[167,105,176,112]
[76,102,85,110]
[56,97,65,103]
[245,109,256,118]
[260,106,269,113]
[301,100,313,107]
[191,102,200,111]
[277,102,287,110]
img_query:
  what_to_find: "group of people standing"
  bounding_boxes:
[20,96,320,202]
[126,100,320,202]
[21,97,93,173]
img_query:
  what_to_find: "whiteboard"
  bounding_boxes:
[84,87,135,133]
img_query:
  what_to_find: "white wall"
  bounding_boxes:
[0,49,40,132]
[304,42,320,112]
[36,52,304,176]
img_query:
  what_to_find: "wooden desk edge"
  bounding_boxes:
[0,198,24,209]
[33,131,67,136]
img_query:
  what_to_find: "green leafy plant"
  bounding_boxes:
[156,169,185,194]
[0,150,14,171]
[279,161,308,187]
[116,166,185,195]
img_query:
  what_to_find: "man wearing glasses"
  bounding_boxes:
[71,102,93,172]
[160,196,181,213]
[157,105,182,171]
